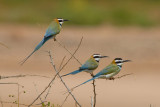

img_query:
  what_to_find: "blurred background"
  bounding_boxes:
[0,0,160,107]
[0,0,160,26]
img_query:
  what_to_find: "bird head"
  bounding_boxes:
[91,54,108,62]
[112,58,131,66]
[54,18,69,27]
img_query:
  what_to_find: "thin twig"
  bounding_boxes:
[0,74,51,80]
[43,56,66,101]
[60,93,70,107]
[91,97,93,107]
[48,51,81,107]
[0,83,24,107]
[91,74,96,107]
[64,73,133,94]
[59,37,83,72]
[0,42,9,49]
[28,72,59,107]
[28,37,83,107]
[114,73,133,79]
[18,84,20,107]
[58,56,66,71]
[56,40,82,65]
[0,82,23,87]
[33,83,43,103]
[0,97,3,107]
[0,101,37,107]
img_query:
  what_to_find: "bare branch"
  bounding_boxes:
[60,93,70,107]
[33,83,43,103]
[43,56,66,101]
[91,74,96,107]
[0,82,23,87]
[0,74,51,80]
[0,42,9,49]
[0,101,38,107]
[0,82,24,107]
[111,73,133,80]
[48,51,81,107]
[28,37,83,107]
[28,72,58,107]
[56,39,82,65]
[59,37,83,72]
[91,97,93,107]
[0,97,4,107]
[58,56,66,71]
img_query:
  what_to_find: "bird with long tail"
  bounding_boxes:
[20,18,68,65]
[61,54,108,77]
[69,58,131,91]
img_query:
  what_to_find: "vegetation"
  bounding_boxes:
[0,0,160,26]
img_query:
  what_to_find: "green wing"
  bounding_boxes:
[80,58,98,70]
[94,64,120,77]
[44,21,60,38]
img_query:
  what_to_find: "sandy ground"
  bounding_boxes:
[0,24,160,107]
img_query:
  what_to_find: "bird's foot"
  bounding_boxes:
[90,73,94,77]
[54,38,56,41]
[109,77,115,80]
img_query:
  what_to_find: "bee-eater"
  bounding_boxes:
[21,18,68,65]
[61,54,108,77]
[71,58,131,89]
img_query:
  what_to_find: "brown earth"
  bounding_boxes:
[0,24,160,107]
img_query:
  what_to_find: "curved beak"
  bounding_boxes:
[63,19,69,21]
[122,60,131,62]
[100,56,108,58]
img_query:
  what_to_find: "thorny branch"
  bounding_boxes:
[28,37,83,107]
[48,51,81,107]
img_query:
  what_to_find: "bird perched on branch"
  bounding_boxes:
[20,18,68,65]
[61,54,108,77]
[70,58,131,90]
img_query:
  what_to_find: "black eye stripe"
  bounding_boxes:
[94,56,100,58]
[116,61,122,63]
[58,20,63,22]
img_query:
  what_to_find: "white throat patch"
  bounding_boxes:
[59,21,63,27]
[95,58,100,62]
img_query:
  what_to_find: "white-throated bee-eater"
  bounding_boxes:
[21,18,68,65]
[61,54,108,77]
[71,58,131,90]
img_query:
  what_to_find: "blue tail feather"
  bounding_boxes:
[71,76,99,90]
[20,50,36,66]
[20,38,47,65]
[61,69,83,77]
[35,38,46,51]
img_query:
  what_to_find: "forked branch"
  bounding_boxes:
[48,51,81,107]
[28,37,83,107]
